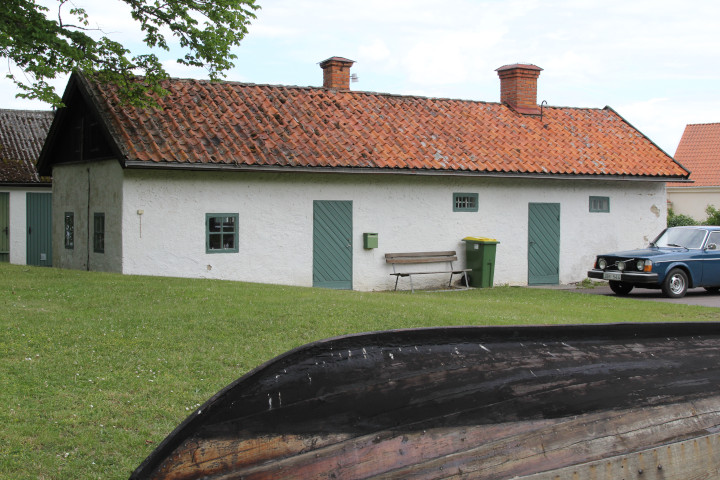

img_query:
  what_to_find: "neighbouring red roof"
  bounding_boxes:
[668,123,720,187]
[64,74,688,179]
[0,109,53,184]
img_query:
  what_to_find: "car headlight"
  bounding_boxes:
[636,259,646,271]
[617,261,626,271]
[598,258,607,270]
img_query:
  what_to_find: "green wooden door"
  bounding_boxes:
[313,200,353,289]
[26,192,52,267]
[528,203,560,285]
[0,193,8,262]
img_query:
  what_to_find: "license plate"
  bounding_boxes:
[603,272,622,281]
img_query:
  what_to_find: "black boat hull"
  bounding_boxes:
[130,323,720,479]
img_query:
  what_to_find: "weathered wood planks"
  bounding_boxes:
[129,323,720,479]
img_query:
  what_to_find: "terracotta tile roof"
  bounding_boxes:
[0,109,53,184]
[77,74,688,179]
[668,123,720,187]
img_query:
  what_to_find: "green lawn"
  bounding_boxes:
[1,264,718,479]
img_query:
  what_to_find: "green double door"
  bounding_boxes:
[26,192,52,266]
[0,192,51,265]
[0,193,8,262]
[528,203,560,285]
[313,201,353,289]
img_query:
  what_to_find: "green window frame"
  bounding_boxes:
[589,196,610,213]
[453,193,479,212]
[93,212,105,253]
[64,212,74,249]
[206,214,239,253]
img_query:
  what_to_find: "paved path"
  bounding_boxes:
[544,284,720,308]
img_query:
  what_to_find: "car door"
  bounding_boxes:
[701,231,720,286]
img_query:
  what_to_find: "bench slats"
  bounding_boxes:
[385,251,456,259]
[388,256,457,264]
[393,269,471,276]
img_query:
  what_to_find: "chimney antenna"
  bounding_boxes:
[540,100,548,128]
[350,73,359,83]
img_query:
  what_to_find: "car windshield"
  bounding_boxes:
[653,227,708,249]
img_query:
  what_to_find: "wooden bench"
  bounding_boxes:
[385,251,471,292]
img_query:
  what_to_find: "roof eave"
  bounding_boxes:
[122,160,687,182]
[603,105,692,178]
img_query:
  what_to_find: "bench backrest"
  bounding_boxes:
[385,251,458,264]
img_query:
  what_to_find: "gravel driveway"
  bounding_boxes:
[554,283,720,308]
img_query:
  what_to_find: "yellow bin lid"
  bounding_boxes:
[463,236,499,243]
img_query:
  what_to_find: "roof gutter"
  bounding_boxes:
[122,160,690,183]
[0,181,52,188]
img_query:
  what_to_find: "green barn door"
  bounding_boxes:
[26,192,52,267]
[0,193,8,262]
[313,200,353,289]
[528,203,560,285]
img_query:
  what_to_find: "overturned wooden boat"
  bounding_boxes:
[130,323,720,479]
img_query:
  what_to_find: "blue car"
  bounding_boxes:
[587,226,720,298]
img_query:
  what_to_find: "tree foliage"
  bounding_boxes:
[667,205,720,228]
[704,205,720,226]
[1,0,259,107]
[667,207,698,228]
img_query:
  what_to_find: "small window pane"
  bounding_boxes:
[589,196,610,213]
[208,234,222,250]
[64,212,74,249]
[454,193,479,212]
[209,217,222,233]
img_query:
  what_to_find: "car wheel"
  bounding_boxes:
[609,281,633,295]
[662,268,688,298]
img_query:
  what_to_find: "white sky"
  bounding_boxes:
[3,0,720,155]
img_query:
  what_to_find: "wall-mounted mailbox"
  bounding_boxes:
[363,232,378,249]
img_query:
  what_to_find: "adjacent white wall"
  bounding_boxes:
[667,186,720,223]
[1,185,52,265]
[114,168,666,291]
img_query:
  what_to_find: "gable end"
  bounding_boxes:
[38,73,122,176]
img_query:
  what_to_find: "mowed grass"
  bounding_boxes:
[1,264,718,479]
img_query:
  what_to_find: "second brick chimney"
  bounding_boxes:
[320,57,355,90]
[496,64,543,115]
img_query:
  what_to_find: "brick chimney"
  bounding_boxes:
[320,57,355,90]
[496,64,543,115]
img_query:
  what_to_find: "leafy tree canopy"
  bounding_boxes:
[1,0,259,107]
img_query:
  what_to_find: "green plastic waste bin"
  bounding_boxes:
[463,236,500,288]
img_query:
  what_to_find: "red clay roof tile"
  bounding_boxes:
[79,75,687,179]
[668,123,720,187]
